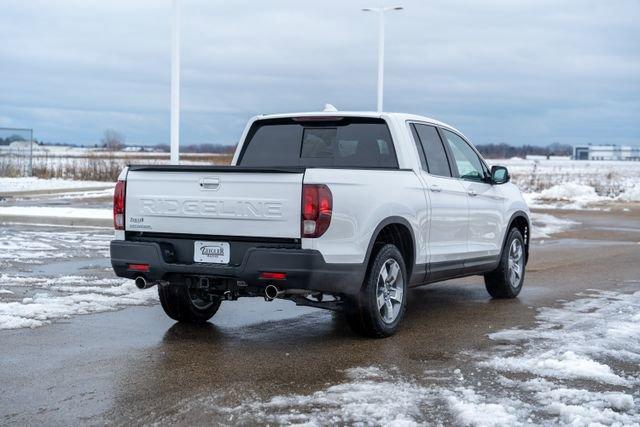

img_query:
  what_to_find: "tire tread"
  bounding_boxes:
[158,283,221,323]
[484,228,525,299]
[346,244,407,338]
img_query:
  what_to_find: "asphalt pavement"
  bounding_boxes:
[1,207,639,425]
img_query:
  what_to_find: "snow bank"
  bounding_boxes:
[530,213,578,239]
[619,186,640,202]
[540,182,601,201]
[527,183,608,209]
[0,177,113,194]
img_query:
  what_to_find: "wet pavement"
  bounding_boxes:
[1,207,639,425]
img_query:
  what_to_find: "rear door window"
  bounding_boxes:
[413,124,452,177]
[239,117,398,168]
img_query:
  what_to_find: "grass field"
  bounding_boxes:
[0,151,233,181]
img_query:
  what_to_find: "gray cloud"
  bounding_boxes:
[0,0,638,146]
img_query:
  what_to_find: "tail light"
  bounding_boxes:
[301,184,332,238]
[113,180,126,230]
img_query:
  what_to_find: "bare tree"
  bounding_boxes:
[101,129,125,151]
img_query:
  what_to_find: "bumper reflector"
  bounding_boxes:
[128,263,150,272]
[260,272,287,280]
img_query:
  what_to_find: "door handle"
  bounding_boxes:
[199,177,220,190]
[429,184,442,193]
[467,189,477,197]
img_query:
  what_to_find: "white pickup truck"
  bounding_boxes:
[110,111,530,337]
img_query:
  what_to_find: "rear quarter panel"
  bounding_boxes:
[302,168,428,265]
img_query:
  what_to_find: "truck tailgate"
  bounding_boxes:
[124,169,303,238]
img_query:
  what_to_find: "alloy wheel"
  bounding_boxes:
[376,259,404,324]
[508,239,524,288]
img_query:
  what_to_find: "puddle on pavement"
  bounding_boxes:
[592,226,640,233]
[210,298,324,328]
[532,238,637,248]
[31,257,111,276]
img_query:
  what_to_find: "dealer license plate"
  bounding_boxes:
[193,241,230,264]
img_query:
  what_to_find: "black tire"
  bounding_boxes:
[484,228,526,299]
[158,282,221,323]
[346,244,408,338]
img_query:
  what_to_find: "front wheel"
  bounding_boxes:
[346,244,408,338]
[484,228,526,298]
[158,282,221,323]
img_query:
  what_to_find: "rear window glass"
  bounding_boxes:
[238,117,398,168]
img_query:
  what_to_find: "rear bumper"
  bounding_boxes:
[110,240,364,296]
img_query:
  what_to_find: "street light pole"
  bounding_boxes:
[170,0,181,165]
[362,6,403,113]
[29,128,33,176]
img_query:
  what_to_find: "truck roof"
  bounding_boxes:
[254,111,464,137]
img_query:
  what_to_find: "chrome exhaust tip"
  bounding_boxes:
[264,284,281,301]
[134,276,153,290]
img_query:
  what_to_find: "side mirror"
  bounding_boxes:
[491,165,510,185]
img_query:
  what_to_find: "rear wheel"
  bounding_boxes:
[346,244,407,338]
[158,281,221,323]
[484,228,526,298]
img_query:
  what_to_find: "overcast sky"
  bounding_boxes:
[0,0,638,146]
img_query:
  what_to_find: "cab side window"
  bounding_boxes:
[412,124,452,177]
[441,129,487,182]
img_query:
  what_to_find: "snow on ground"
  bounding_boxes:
[0,206,111,220]
[0,224,157,330]
[0,227,111,266]
[530,213,579,239]
[8,188,115,202]
[227,367,436,426]
[36,188,114,200]
[0,177,113,194]
[220,285,640,426]
[485,289,640,383]
[0,276,156,330]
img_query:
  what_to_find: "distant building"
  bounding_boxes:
[8,140,32,150]
[525,155,572,161]
[123,146,145,152]
[573,145,640,161]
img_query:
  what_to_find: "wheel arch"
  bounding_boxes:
[363,216,416,279]
[504,211,531,264]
